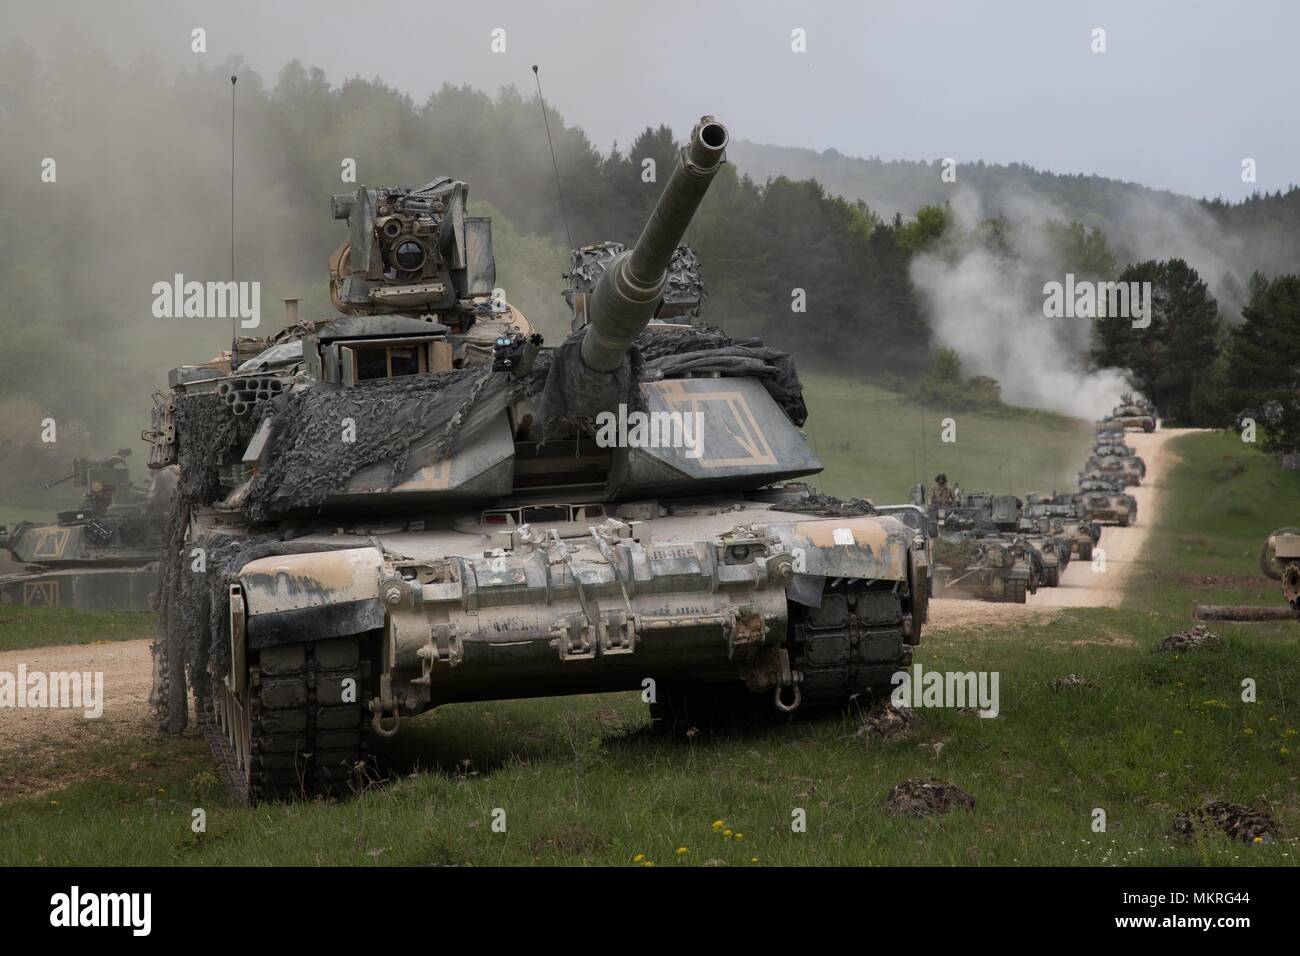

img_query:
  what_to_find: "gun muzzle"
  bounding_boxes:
[580,117,729,372]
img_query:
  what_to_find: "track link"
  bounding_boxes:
[201,636,371,803]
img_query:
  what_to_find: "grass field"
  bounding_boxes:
[0,606,154,653]
[801,377,1095,502]
[0,430,1296,866]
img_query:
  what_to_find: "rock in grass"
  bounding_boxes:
[1173,801,1278,844]
[1158,624,1223,652]
[1050,673,1095,691]
[853,703,923,741]
[886,778,975,817]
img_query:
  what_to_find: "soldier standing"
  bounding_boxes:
[930,473,957,506]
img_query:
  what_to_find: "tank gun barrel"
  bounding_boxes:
[43,469,78,490]
[580,116,729,372]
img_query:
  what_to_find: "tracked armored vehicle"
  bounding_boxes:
[1015,514,1070,587]
[1078,473,1136,527]
[1084,452,1143,487]
[146,117,927,801]
[927,493,1037,603]
[1104,395,1156,433]
[0,452,173,611]
[1024,494,1099,561]
[1093,436,1146,474]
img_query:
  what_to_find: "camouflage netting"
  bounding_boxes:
[535,330,646,438]
[533,324,807,435]
[151,376,503,733]
[933,537,986,570]
[781,493,878,517]
[244,370,504,521]
[634,326,808,426]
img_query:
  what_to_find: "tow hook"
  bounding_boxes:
[370,698,401,737]
[773,683,802,713]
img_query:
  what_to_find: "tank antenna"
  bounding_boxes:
[229,74,238,363]
[532,65,573,250]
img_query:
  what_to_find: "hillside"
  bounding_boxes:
[728,139,1300,280]
[802,377,1095,502]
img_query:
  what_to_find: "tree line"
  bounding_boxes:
[1,40,1296,503]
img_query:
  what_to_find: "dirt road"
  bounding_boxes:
[0,640,153,751]
[927,427,1192,630]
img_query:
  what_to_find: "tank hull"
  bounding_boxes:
[0,563,158,611]
[191,500,924,800]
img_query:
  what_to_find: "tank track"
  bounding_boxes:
[790,580,912,709]
[651,580,912,732]
[201,636,371,803]
[1003,578,1027,603]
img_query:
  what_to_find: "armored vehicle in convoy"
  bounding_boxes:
[1103,394,1157,433]
[1078,473,1137,527]
[1016,513,1070,587]
[145,117,929,800]
[1084,451,1143,487]
[1093,438,1145,473]
[0,452,172,611]
[1024,494,1099,560]
[927,493,1038,603]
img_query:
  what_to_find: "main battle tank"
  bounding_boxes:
[0,451,173,610]
[146,117,927,801]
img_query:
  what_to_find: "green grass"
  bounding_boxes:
[801,377,1095,501]
[0,606,155,652]
[1,428,1296,866]
[1135,429,1300,616]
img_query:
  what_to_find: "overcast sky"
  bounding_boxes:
[4,0,1293,200]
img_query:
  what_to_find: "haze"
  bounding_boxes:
[3,0,1293,201]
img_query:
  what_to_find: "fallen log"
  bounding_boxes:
[1193,604,1299,622]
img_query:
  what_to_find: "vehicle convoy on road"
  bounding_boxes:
[145,116,929,801]
[1260,528,1300,612]
[0,451,173,611]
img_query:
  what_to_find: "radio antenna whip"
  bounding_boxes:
[532,65,573,250]
[230,74,238,362]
